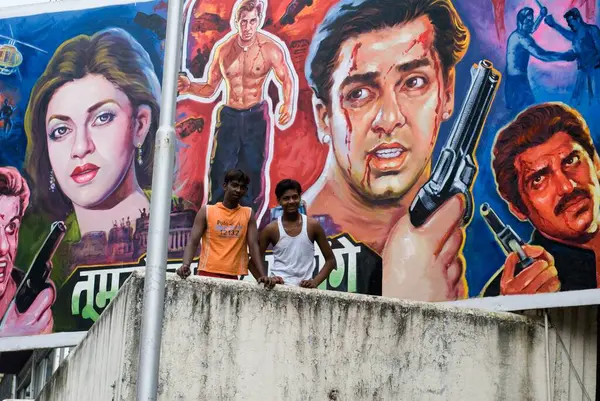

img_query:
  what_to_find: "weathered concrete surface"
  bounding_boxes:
[37,270,577,400]
[36,273,143,401]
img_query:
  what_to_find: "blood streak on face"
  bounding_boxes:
[361,154,374,188]
[349,43,362,72]
[340,94,353,149]
[384,64,395,80]
[402,29,433,56]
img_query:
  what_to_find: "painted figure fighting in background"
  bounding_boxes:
[178,0,298,221]
[505,5,576,110]
[545,8,600,106]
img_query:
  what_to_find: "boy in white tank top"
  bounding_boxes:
[258,179,335,287]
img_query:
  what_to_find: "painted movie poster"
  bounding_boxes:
[0,0,599,340]
[176,0,600,304]
[0,0,188,337]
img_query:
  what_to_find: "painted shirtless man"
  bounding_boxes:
[178,0,298,221]
[505,6,576,110]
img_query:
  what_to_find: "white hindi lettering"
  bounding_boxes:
[337,237,360,293]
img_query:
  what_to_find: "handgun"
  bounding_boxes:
[480,203,534,274]
[0,221,66,330]
[14,221,66,314]
[409,60,501,227]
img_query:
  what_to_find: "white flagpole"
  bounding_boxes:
[135,0,184,399]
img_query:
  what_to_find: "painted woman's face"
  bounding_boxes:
[45,74,151,209]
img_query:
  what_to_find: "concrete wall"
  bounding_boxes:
[36,270,595,401]
[36,275,143,401]
[543,307,598,401]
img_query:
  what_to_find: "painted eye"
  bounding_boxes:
[348,88,370,100]
[93,112,116,126]
[404,76,427,90]
[530,174,546,189]
[565,155,580,165]
[49,126,70,140]
[5,222,16,235]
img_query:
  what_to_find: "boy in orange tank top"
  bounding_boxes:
[177,169,278,287]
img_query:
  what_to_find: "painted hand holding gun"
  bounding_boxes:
[410,60,500,227]
[383,60,499,301]
[481,203,560,295]
[0,221,66,337]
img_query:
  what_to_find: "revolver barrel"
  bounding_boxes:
[480,203,534,271]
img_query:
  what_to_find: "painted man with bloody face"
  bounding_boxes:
[0,167,55,336]
[304,0,470,301]
[484,103,600,296]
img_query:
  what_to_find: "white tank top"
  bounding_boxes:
[271,214,315,286]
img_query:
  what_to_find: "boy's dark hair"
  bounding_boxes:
[275,179,302,199]
[224,169,250,185]
[305,0,469,105]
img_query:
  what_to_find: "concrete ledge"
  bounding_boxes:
[448,289,600,312]
[37,270,561,400]
[0,332,86,352]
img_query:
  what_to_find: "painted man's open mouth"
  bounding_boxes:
[368,142,409,172]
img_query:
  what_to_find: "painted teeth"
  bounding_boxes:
[375,149,402,159]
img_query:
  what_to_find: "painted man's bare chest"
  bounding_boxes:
[222,44,269,80]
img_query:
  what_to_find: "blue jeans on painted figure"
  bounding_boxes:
[209,101,270,215]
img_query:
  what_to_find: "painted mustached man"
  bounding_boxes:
[484,103,600,296]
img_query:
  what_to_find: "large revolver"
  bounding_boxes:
[409,60,501,227]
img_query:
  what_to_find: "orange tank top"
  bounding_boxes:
[198,202,252,276]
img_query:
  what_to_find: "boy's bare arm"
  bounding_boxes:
[177,206,207,278]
